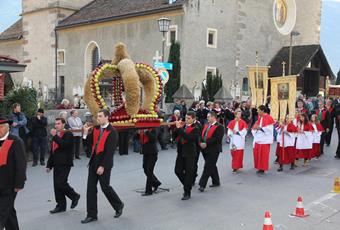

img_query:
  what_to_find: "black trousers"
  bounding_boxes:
[336,128,340,157]
[119,131,129,155]
[72,136,81,158]
[325,122,334,145]
[175,154,195,194]
[53,166,78,209]
[199,151,220,188]
[32,136,48,163]
[0,189,19,230]
[320,132,327,155]
[157,127,167,149]
[193,147,201,184]
[86,163,123,218]
[143,154,161,193]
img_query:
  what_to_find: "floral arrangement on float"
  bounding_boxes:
[84,43,164,128]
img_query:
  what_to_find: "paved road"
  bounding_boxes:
[17,130,340,230]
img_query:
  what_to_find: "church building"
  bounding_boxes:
[0,0,333,102]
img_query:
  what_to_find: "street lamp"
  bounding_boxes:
[288,30,300,75]
[157,17,171,62]
[157,17,171,109]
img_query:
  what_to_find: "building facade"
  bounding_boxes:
[0,0,323,101]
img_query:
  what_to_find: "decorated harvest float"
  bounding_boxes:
[84,43,166,129]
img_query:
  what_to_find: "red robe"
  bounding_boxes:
[311,123,324,158]
[227,119,248,169]
[252,114,275,171]
[276,123,297,165]
[295,123,313,159]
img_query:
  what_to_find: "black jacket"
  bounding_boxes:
[47,132,74,169]
[174,124,199,158]
[31,116,48,137]
[140,129,158,155]
[0,134,27,190]
[85,124,118,170]
[316,108,332,130]
[202,123,224,153]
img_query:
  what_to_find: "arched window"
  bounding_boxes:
[242,77,249,95]
[84,41,100,80]
[91,46,99,71]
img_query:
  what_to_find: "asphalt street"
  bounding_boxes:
[16,130,340,230]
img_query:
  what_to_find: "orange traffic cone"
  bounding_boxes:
[291,196,309,217]
[332,176,340,194]
[263,211,274,230]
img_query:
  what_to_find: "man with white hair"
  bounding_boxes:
[168,110,182,148]
[0,116,27,230]
[197,100,209,125]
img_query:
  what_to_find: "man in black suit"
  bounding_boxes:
[140,128,162,196]
[31,108,48,166]
[174,111,199,200]
[81,109,124,224]
[316,100,332,156]
[0,116,27,230]
[198,111,224,192]
[192,116,202,186]
[46,118,80,214]
[334,98,340,159]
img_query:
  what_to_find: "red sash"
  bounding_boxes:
[177,125,195,144]
[140,129,152,145]
[0,139,14,167]
[52,133,64,153]
[201,124,218,141]
[92,128,111,155]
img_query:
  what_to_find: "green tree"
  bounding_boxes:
[200,69,223,102]
[164,42,181,103]
[3,86,38,117]
[336,69,340,85]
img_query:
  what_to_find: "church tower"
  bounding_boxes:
[21,0,92,95]
[293,0,322,45]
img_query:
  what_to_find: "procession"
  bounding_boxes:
[1,0,340,229]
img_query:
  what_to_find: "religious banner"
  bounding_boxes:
[328,85,340,98]
[247,66,269,108]
[270,75,297,122]
[0,74,4,101]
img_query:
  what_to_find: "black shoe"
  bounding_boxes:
[209,184,220,188]
[49,207,66,214]
[141,192,153,196]
[153,183,161,192]
[114,203,124,218]
[32,162,38,167]
[75,156,81,160]
[81,216,98,224]
[71,194,80,209]
[40,161,45,166]
[198,187,205,192]
[277,167,283,172]
[335,156,340,159]
[181,194,191,200]
[290,164,295,170]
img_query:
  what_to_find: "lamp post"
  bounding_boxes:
[288,30,300,75]
[157,17,171,108]
[157,17,171,62]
